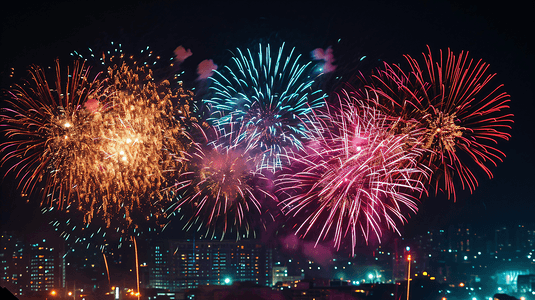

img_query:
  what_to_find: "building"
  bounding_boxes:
[0,232,26,296]
[272,266,304,286]
[27,238,66,293]
[516,225,535,254]
[517,274,535,295]
[495,227,511,254]
[0,231,65,296]
[149,239,272,291]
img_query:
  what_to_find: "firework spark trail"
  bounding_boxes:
[170,123,277,240]
[363,46,513,199]
[45,203,150,251]
[2,42,514,252]
[1,57,195,232]
[276,91,428,255]
[73,61,193,227]
[206,43,325,173]
[1,59,103,206]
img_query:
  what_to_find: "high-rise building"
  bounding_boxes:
[0,232,27,296]
[149,239,272,291]
[448,224,473,254]
[27,238,65,292]
[0,231,65,296]
[516,225,535,254]
[495,226,511,253]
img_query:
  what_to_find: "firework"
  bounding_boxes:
[276,92,428,254]
[363,46,513,199]
[1,58,195,230]
[44,204,153,251]
[1,59,103,204]
[206,43,325,172]
[74,60,193,227]
[170,124,277,240]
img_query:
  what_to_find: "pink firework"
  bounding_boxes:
[364,46,513,199]
[171,124,276,240]
[276,92,428,254]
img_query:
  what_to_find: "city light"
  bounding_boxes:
[0,2,528,300]
[3,225,535,299]
[407,254,412,300]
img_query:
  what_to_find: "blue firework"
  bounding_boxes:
[206,43,325,172]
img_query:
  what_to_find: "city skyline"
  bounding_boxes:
[2,221,535,298]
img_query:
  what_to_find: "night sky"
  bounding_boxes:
[1,0,533,245]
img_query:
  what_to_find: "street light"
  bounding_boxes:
[406,254,412,300]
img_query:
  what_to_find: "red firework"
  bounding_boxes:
[363,46,513,200]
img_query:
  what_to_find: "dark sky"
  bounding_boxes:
[1,0,534,242]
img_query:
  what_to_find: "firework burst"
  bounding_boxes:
[1,58,195,230]
[276,92,428,254]
[206,43,325,172]
[363,46,513,199]
[170,124,277,240]
[1,59,103,204]
[79,61,193,227]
